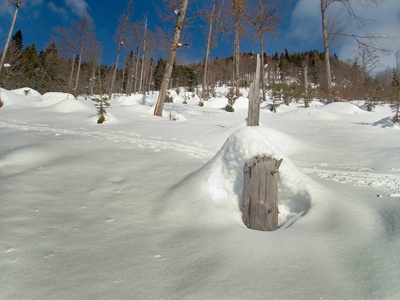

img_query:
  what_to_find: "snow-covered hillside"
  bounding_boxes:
[1,87,399,299]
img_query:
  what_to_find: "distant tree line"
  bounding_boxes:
[1,28,398,106]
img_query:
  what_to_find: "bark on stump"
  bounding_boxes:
[242,156,282,231]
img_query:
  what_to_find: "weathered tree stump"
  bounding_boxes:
[242,156,282,231]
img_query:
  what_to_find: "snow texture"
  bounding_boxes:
[1,87,400,299]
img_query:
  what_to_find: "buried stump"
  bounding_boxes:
[242,156,282,231]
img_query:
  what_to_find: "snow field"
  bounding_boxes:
[1,87,400,299]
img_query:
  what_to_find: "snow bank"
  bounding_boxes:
[185,127,312,227]
[0,88,38,108]
[10,87,41,97]
[42,92,74,105]
[320,102,366,114]
[117,94,145,106]
[278,107,339,121]
[373,117,400,129]
[205,97,227,108]
[47,98,93,113]
[233,96,248,109]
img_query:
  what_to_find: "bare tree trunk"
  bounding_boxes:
[68,53,76,91]
[134,43,140,93]
[0,0,21,76]
[248,54,260,126]
[321,0,333,103]
[260,33,266,102]
[109,0,132,100]
[90,60,96,95]
[202,0,217,102]
[121,55,127,93]
[233,14,240,97]
[139,14,148,93]
[110,44,122,100]
[154,0,189,116]
[74,45,84,94]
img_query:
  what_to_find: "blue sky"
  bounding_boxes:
[0,0,399,70]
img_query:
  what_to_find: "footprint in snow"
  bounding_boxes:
[44,252,55,260]
[107,176,125,183]
[106,218,119,224]
[154,254,164,260]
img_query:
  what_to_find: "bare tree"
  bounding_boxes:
[74,14,95,94]
[201,0,225,102]
[52,25,80,91]
[249,0,283,101]
[86,35,102,95]
[109,0,133,100]
[154,0,189,116]
[0,0,23,77]
[395,50,400,73]
[320,0,383,103]
[231,0,247,97]
[139,14,148,93]
[354,44,380,80]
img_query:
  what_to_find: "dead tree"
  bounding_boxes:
[154,0,189,116]
[248,54,260,126]
[139,14,148,93]
[249,0,283,101]
[109,0,133,100]
[0,0,22,76]
[74,14,95,94]
[320,0,383,103]
[231,0,247,97]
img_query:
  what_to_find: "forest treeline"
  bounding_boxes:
[0,29,397,104]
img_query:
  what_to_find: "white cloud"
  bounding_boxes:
[48,1,68,16]
[287,0,322,44]
[64,0,89,17]
[0,0,16,18]
[288,0,400,70]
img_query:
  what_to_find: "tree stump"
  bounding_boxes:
[242,156,282,231]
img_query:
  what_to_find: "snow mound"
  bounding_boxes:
[320,102,365,114]
[0,88,37,108]
[42,92,74,105]
[373,117,400,129]
[233,96,249,109]
[117,94,143,106]
[186,127,312,227]
[169,111,186,122]
[278,107,339,121]
[205,97,228,108]
[10,87,41,97]
[48,98,92,113]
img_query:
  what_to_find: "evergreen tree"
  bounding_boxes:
[153,58,166,90]
[22,44,39,87]
[11,29,23,52]
[391,71,400,123]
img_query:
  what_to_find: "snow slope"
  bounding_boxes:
[1,88,400,299]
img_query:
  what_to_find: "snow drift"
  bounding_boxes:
[170,126,311,227]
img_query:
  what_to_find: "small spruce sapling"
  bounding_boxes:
[269,84,281,113]
[364,100,375,112]
[225,87,236,112]
[92,64,110,124]
[93,95,110,124]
